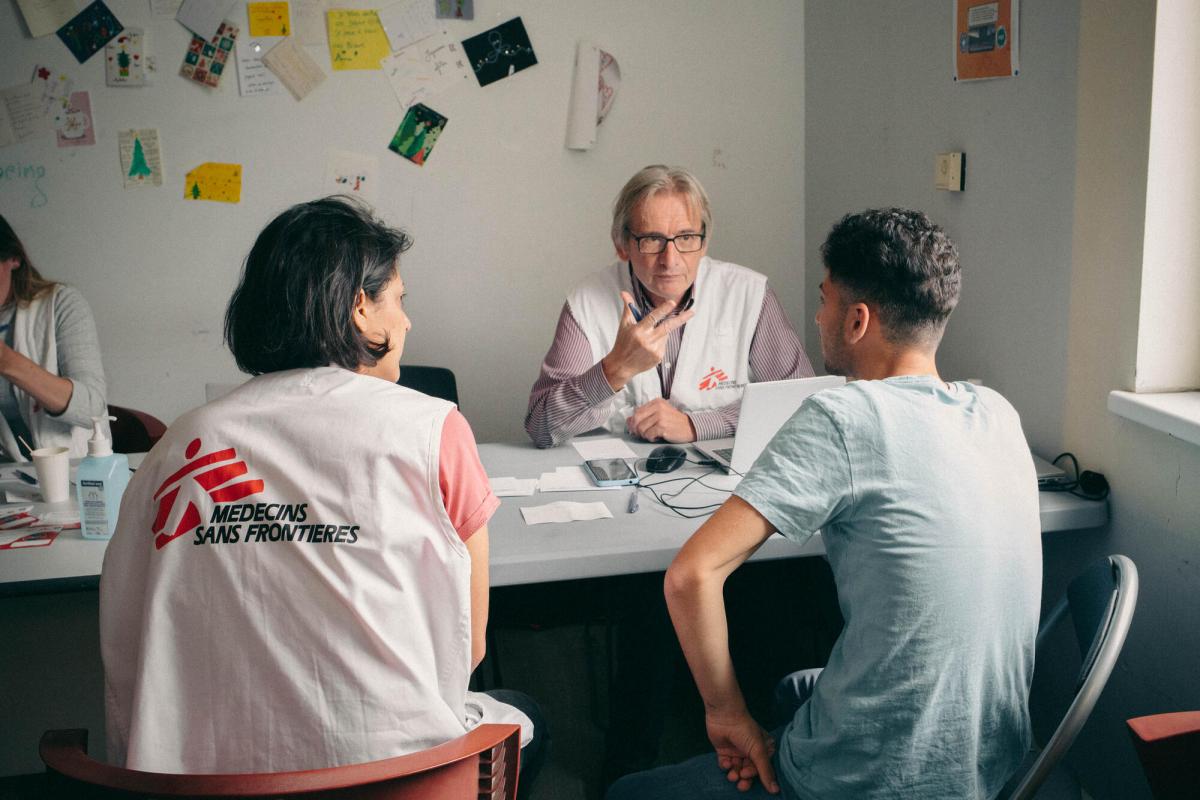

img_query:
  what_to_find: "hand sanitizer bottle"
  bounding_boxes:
[77,415,131,540]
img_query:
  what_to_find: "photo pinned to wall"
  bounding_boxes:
[237,37,285,96]
[56,1,124,64]
[382,30,471,111]
[387,103,446,167]
[327,9,391,71]
[248,2,290,37]
[180,21,239,89]
[953,0,1019,80]
[106,28,148,87]
[119,128,163,188]
[184,162,241,203]
[435,0,473,20]
[55,92,95,147]
[461,17,537,87]
[325,148,378,203]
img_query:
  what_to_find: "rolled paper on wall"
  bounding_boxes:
[566,39,600,150]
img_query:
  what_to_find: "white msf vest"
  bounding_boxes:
[567,257,766,434]
[100,367,522,774]
[0,286,100,459]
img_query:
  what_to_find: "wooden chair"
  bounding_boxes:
[40,724,520,799]
[107,405,167,453]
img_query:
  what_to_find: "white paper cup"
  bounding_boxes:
[30,446,71,504]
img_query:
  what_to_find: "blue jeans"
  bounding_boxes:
[605,668,822,800]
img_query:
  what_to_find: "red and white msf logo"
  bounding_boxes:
[152,438,264,550]
[698,366,730,391]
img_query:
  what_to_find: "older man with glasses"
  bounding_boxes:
[525,164,814,447]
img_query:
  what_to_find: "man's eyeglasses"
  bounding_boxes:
[627,227,707,255]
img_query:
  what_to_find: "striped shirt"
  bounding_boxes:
[524,278,814,447]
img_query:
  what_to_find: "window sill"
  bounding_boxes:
[1108,390,1200,447]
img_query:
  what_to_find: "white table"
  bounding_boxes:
[0,444,1108,595]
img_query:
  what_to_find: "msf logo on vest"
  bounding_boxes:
[152,438,264,550]
[698,366,738,391]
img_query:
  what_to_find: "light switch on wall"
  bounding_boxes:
[935,152,965,191]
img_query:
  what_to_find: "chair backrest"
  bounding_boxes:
[108,405,168,454]
[1006,554,1139,800]
[41,724,520,799]
[398,365,459,404]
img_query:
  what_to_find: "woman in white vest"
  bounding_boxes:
[99,197,545,796]
[525,165,813,447]
[0,215,108,461]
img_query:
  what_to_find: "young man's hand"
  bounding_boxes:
[705,707,779,794]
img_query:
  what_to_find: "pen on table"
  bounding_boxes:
[627,488,639,514]
[15,470,38,486]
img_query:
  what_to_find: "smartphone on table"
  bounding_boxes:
[583,458,639,487]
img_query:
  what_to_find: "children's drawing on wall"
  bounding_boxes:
[32,65,73,118]
[382,31,470,111]
[248,2,290,36]
[435,0,473,20]
[106,27,148,86]
[56,1,124,64]
[326,9,390,71]
[56,92,95,147]
[184,162,242,203]
[462,17,536,87]
[119,129,163,188]
[388,104,446,166]
[0,161,49,208]
[325,148,378,203]
[180,21,239,89]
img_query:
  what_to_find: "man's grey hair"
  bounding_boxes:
[610,165,713,249]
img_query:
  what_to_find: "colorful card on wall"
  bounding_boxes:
[185,162,241,202]
[461,17,536,87]
[248,2,290,36]
[237,37,285,96]
[119,128,164,188]
[954,0,1019,81]
[382,30,470,110]
[180,21,239,89]
[31,65,73,117]
[325,148,377,203]
[435,0,472,20]
[56,1,124,64]
[387,103,446,166]
[326,9,390,71]
[106,28,147,86]
[262,37,326,100]
[55,92,95,147]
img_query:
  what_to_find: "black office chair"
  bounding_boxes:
[1003,554,1139,799]
[397,365,458,404]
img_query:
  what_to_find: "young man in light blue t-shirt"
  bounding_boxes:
[608,209,1042,800]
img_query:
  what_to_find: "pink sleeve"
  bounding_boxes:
[438,409,500,542]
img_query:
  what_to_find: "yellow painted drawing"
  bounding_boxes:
[248,2,290,37]
[327,9,389,71]
[184,163,242,203]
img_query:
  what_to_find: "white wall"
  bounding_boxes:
[0,0,808,443]
[804,0,1079,452]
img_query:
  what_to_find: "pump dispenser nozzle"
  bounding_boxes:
[88,415,116,457]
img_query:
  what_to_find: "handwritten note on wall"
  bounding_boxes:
[326,9,389,71]
[0,161,49,208]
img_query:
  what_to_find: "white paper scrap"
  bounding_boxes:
[521,501,612,526]
[237,36,285,96]
[566,40,620,150]
[176,0,236,37]
[538,465,618,492]
[291,0,330,46]
[489,477,538,497]
[571,437,636,461]
[17,0,77,38]
[378,0,440,52]
[381,30,470,110]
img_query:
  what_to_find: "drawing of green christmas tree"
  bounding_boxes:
[191,182,201,199]
[118,49,130,76]
[128,137,153,180]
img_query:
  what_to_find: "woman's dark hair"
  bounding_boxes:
[224,196,413,375]
[0,214,58,305]
[820,208,961,346]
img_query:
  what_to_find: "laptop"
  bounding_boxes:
[694,375,846,474]
[1033,453,1068,486]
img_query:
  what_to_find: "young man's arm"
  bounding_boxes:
[664,495,781,795]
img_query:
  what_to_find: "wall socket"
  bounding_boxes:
[935,152,965,191]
